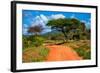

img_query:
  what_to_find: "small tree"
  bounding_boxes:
[28,24,44,35]
[27,24,45,47]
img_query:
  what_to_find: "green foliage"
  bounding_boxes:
[74,46,91,59]
[31,47,49,62]
[23,24,45,48]
[23,46,49,62]
[47,18,81,30]
[64,40,91,59]
[47,18,68,27]
[23,35,45,49]
[23,36,30,49]
[46,18,87,41]
[32,36,45,47]
[39,48,49,57]
[75,48,86,56]
[83,51,91,59]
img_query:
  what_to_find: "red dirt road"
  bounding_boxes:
[46,45,82,61]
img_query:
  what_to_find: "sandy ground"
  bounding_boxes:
[46,45,82,61]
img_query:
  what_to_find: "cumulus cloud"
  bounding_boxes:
[23,24,30,35]
[31,14,48,27]
[23,24,29,28]
[81,20,87,23]
[40,14,48,23]
[70,14,76,18]
[51,14,65,19]
[22,28,28,35]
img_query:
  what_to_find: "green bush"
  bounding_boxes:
[83,51,91,59]
[23,35,45,49]
[32,36,45,47]
[74,47,91,59]
[39,48,49,57]
[75,48,85,56]
[23,36,29,49]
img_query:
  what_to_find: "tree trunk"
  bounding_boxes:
[61,29,68,41]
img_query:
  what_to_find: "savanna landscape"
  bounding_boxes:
[22,10,91,63]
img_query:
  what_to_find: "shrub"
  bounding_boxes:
[75,48,85,56]
[74,47,91,59]
[39,48,49,57]
[32,36,45,47]
[23,36,29,49]
[83,51,91,59]
[23,35,45,49]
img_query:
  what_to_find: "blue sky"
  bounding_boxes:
[22,10,91,35]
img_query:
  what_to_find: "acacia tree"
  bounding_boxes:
[28,24,44,35]
[46,18,81,40]
[27,24,44,46]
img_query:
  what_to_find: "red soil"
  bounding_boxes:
[46,45,82,61]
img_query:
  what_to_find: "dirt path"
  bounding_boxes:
[46,45,82,61]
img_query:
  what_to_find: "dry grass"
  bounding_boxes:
[22,46,49,63]
[62,40,91,59]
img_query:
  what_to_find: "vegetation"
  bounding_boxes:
[62,40,91,59]
[23,46,49,62]
[22,18,91,62]
[23,35,45,49]
[28,24,44,35]
[47,18,88,41]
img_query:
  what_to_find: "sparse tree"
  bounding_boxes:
[28,24,44,35]
[27,24,44,47]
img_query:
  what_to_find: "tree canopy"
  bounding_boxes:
[28,24,44,35]
[46,18,86,40]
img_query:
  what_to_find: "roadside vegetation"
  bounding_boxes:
[22,18,91,63]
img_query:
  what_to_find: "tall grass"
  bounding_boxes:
[22,46,49,63]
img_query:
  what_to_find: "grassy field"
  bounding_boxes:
[22,46,49,63]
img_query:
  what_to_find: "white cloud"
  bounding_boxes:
[86,21,91,28]
[23,24,28,28]
[40,14,48,23]
[22,28,28,35]
[81,20,87,23]
[70,14,76,18]
[35,16,40,20]
[51,14,65,19]
[31,14,48,27]
[42,28,51,34]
